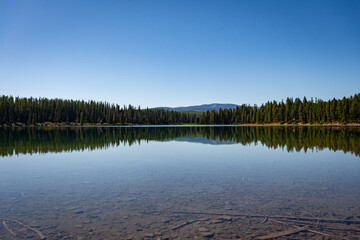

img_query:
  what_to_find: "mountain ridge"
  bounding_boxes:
[153,103,239,112]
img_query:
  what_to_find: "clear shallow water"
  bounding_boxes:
[0,126,360,239]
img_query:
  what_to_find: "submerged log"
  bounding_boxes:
[172,220,198,230]
[171,211,360,225]
[2,219,46,240]
[256,227,308,239]
[172,218,209,230]
[2,220,17,237]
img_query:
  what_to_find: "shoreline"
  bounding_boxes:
[1,123,360,127]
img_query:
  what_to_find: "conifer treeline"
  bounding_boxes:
[0,94,359,125]
[0,96,196,125]
[199,94,360,125]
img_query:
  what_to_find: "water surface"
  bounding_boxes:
[1,126,360,239]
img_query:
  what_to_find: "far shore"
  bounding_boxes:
[1,122,360,127]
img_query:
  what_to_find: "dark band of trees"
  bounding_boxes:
[1,126,359,157]
[0,94,359,125]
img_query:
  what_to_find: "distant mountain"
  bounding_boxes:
[153,103,239,112]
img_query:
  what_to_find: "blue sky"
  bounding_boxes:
[0,0,359,108]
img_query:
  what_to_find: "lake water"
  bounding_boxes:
[1,126,360,239]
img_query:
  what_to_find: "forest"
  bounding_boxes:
[0,93,359,126]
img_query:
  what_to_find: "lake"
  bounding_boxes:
[1,126,360,239]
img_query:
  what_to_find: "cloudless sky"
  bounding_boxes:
[0,0,359,108]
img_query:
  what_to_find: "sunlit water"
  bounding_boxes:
[0,126,360,239]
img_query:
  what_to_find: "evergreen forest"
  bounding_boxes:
[0,94,359,126]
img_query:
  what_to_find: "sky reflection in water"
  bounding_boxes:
[0,126,359,239]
